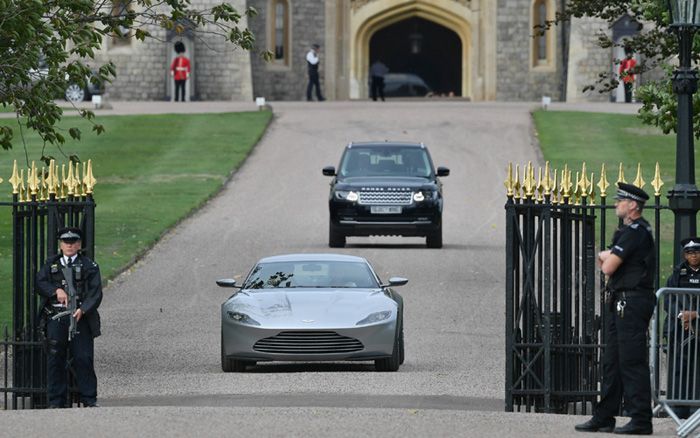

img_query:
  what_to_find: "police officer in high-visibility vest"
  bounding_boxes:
[575,182,655,435]
[665,237,700,419]
[36,227,103,408]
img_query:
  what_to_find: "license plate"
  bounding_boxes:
[370,206,402,214]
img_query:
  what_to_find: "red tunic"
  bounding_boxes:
[170,56,191,81]
[619,58,636,83]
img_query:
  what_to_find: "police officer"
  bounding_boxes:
[575,182,655,435]
[36,227,103,408]
[306,43,325,102]
[665,237,700,419]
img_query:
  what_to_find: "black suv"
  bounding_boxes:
[323,142,449,248]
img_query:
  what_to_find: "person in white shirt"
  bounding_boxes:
[306,44,325,101]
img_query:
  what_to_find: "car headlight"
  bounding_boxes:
[413,192,425,202]
[335,190,359,202]
[227,311,261,326]
[356,310,392,326]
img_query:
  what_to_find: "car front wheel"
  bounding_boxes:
[375,323,402,372]
[426,223,442,248]
[329,221,346,248]
[65,84,85,103]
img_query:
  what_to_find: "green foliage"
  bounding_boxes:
[559,0,700,138]
[0,0,261,154]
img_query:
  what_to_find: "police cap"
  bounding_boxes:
[614,182,649,203]
[682,237,700,252]
[58,227,82,242]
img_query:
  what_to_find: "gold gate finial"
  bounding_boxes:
[28,161,39,196]
[651,162,664,197]
[633,163,645,188]
[47,160,57,195]
[617,163,626,184]
[542,162,553,197]
[513,164,521,199]
[561,164,573,199]
[84,160,96,195]
[598,163,610,198]
[504,163,514,197]
[578,162,590,198]
[523,161,535,199]
[588,172,596,205]
[9,160,21,194]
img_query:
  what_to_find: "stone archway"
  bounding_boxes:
[351,0,472,99]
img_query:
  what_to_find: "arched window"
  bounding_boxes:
[531,0,554,68]
[270,0,290,65]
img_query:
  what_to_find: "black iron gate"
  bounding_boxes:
[1,160,96,409]
[505,162,665,414]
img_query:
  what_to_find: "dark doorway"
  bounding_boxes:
[369,17,462,97]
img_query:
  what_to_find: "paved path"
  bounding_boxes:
[0,100,677,437]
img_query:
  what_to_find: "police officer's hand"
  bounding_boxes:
[679,310,698,330]
[55,288,68,306]
[73,308,83,322]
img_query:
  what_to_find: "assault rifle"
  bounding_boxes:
[51,266,79,341]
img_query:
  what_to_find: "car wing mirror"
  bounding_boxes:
[381,277,408,288]
[216,279,241,288]
[322,166,336,176]
[436,166,450,177]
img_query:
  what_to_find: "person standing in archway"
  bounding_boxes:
[306,44,325,102]
[170,41,191,102]
[619,48,636,103]
[370,59,389,101]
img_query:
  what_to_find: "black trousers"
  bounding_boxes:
[306,72,324,101]
[174,79,186,102]
[595,294,655,425]
[46,315,97,407]
[667,324,699,418]
[371,76,385,101]
[624,82,633,103]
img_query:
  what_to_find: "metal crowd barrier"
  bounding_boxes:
[651,287,700,437]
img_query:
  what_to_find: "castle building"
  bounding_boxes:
[98,0,641,103]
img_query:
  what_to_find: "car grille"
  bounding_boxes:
[358,189,412,205]
[253,331,364,354]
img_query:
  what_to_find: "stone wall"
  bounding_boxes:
[496,0,563,101]
[248,0,327,101]
[99,0,252,101]
[566,17,611,102]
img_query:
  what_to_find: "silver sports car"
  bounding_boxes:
[217,253,406,372]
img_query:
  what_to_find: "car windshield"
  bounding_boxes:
[339,146,432,178]
[243,261,380,289]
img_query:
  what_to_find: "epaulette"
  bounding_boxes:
[630,223,639,229]
[681,268,688,276]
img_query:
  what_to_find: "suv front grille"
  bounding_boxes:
[253,331,364,354]
[358,190,412,205]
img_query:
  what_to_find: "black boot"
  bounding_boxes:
[574,417,616,432]
[613,420,652,435]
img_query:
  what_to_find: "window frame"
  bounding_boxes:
[111,0,134,48]
[269,0,291,68]
[531,0,556,71]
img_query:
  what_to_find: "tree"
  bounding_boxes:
[0,0,262,163]
[554,0,700,137]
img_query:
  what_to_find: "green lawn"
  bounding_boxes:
[0,110,272,328]
[533,110,682,281]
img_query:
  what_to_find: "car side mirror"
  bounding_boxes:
[436,166,450,177]
[322,166,336,176]
[381,277,408,288]
[216,279,241,288]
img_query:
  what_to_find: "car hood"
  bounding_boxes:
[335,176,436,191]
[223,289,397,328]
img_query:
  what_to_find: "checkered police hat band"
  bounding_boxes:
[616,189,646,202]
[59,231,80,240]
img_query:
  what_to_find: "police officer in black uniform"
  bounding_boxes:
[36,227,103,408]
[575,182,655,435]
[665,237,700,419]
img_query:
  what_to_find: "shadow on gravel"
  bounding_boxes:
[245,362,377,373]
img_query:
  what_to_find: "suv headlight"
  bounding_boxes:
[227,311,261,326]
[335,190,359,202]
[356,310,392,326]
[413,192,425,202]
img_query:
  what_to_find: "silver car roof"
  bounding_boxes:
[347,141,425,149]
[257,253,369,264]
